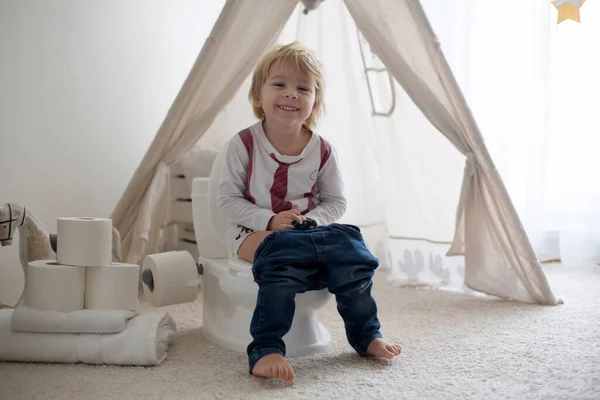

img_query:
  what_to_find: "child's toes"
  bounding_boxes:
[278,365,288,381]
[385,344,402,357]
[381,347,395,358]
[284,366,296,385]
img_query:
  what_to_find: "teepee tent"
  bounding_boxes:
[110,0,559,305]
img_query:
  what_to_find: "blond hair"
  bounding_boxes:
[249,41,325,130]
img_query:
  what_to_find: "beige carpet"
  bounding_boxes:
[1,263,599,400]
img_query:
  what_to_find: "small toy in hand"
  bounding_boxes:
[292,218,318,230]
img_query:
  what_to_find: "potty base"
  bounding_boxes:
[200,259,332,358]
[202,304,332,358]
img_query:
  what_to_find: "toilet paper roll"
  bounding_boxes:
[26,260,86,312]
[57,217,112,267]
[85,262,141,311]
[142,251,199,307]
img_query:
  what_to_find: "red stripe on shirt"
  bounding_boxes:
[238,129,256,204]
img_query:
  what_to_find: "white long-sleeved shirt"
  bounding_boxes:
[217,121,347,257]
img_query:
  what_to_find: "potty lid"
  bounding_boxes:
[207,148,229,244]
[192,177,210,196]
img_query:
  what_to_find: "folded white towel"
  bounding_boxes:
[10,306,138,334]
[0,309,177,366]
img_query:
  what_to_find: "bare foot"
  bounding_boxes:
[251,353,296,385]
[366,338,402,359]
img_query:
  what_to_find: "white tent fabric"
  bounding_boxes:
[111,0,559,305]
[345,0,558,304]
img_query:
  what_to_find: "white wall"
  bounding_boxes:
[0,0,223,304]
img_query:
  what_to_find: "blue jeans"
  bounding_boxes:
[247,223,382,373]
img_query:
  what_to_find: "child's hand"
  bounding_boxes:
[268,210,304,231]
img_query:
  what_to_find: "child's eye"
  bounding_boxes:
[299,87,310,92]
[273,82,285,87]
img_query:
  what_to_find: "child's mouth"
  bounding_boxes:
[277,105,299,112]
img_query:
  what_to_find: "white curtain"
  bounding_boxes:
[430,0,600,266]
[541,1,600,265]
[374,0,553,294]
[344,0,557,304]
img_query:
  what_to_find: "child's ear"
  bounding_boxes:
[252,95,261,107]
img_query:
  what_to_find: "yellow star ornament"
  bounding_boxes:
[553,0,586,24]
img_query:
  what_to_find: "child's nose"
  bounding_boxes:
[284,91,298,99]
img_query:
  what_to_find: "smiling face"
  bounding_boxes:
[253,62,316,130]
[249,42,325,131]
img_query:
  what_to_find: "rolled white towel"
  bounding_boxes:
[0,309,177,366]
[10,306,138,334]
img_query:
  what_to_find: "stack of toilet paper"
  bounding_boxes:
[0,217,177,366]
[11,217,140,334]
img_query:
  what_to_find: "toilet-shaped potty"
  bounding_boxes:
[191,148,333,357]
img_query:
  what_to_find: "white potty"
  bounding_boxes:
[191,150,333,357]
